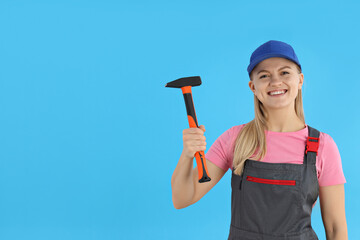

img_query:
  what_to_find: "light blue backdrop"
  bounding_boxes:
[0,0,358,239]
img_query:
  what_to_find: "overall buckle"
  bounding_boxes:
[306,136,320,156]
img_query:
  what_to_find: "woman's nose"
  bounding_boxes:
[270,74,282,85]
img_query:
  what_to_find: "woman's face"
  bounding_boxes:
[248,57,304,111]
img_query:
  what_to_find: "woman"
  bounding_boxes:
[171,40,347,239]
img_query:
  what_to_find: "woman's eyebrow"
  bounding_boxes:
[257,66,291,75]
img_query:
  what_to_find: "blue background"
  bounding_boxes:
[0,0,359,239]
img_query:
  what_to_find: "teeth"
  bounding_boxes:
[269,90,286,96]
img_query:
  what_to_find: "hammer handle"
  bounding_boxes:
[181,87,211,183]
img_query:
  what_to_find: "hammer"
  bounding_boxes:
[165,76,211,183]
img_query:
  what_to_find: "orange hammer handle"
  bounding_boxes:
[181,86,211,183]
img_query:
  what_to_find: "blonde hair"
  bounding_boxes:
[232,65,304,176]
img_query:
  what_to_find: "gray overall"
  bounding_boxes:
[228,125,320,240]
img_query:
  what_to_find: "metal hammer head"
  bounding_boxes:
[165,76,202,88]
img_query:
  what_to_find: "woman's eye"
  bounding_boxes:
[260,72,288,79]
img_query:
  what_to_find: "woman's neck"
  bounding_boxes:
[265,109,305,132]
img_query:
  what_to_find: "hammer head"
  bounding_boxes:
[165,76,201,88]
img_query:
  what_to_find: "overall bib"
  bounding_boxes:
[228,125,320,240]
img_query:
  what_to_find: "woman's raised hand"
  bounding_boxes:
[182,125,206,159]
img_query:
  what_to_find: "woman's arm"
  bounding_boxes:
[319,184,348,240]
[171,154,226,209]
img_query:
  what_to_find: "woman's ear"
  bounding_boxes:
[298,73,304,90]
[249,80,256,94]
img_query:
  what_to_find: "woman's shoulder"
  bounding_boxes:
[218,123,248,143]
[229,123,247,132]
[316,129,346,186]
[318,131,339,152]
[308,125,337,146]
[222,123,247,137]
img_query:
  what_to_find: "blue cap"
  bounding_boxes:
[247,40,302,76]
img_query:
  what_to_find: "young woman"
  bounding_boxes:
[171,40,348,239]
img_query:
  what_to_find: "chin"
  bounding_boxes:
[263,101,294,109]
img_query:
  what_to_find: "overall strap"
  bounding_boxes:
[304,125,320,165]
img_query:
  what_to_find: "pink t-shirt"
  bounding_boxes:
[205,123,346,188]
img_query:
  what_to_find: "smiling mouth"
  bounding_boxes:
[268,90,288,96]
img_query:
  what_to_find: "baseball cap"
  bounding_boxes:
[247,40,302,77]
